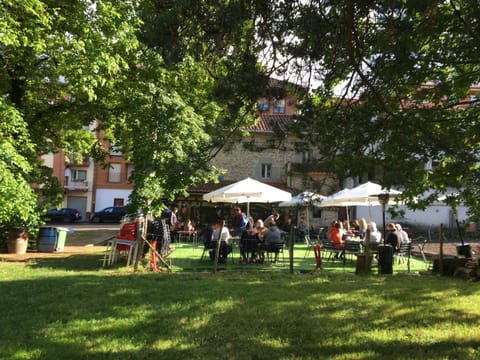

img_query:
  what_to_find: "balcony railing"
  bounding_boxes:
[64,180,89,191]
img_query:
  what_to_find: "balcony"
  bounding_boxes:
[67,155,90,167]
[64,180,89,191]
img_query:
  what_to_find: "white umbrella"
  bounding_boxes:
[279,191,325,231]
[279,191,325,208]
[318,181,402,236]
[202,177,292,215]
[319,181,402,208]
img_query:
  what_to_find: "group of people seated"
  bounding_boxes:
[239,213,283,264]
[203,220,233,264]
[327,218,411,259]
[202,208,285,265]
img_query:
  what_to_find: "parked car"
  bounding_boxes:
[44,208,82,223]
[90,206,126,223]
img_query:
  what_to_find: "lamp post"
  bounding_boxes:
[377,193,390,244]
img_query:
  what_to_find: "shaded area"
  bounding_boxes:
[0,270,479,359]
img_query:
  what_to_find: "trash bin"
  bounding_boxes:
[378,244,393,275]
[456,243,472,258]
[55,227,69,252]
[38,227,69,252]
[38,227,57,252]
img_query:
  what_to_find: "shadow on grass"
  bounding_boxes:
[0,268,478,359]
[28,253,106,271]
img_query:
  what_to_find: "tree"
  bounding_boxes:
[262,0,480,220]
[100,0,276,212]
[0,0,273,224]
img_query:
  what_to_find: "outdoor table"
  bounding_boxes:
[177,230,198,247]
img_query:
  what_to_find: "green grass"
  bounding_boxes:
[0,241,479,359]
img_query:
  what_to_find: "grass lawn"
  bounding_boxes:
[0,238,479,359]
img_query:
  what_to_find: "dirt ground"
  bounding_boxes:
[0,229,114,262]
[414,241,480,260]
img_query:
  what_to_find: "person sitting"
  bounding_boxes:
[260,220,283,263]
[358,218,368,239]
[364,221,382,251]
[211,220,232,263]
[184,219,195,232]
[395,224,410,245]
[385,223,399,252]
[240,222,259,263]
[328,221,345,259]
[255,219,266,239]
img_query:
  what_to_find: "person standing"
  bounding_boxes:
[264,211,280,228]
[231,207,247,236]
[162,203,179,241]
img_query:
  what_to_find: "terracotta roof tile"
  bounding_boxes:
[246,114,295,133]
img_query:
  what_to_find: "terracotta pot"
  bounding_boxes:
[7,227,29,254]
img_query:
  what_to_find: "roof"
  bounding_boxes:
[246,114,295,133]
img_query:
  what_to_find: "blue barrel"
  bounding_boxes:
[38,227,57,252]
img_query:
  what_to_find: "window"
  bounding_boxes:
[257,98,269,111]
[72,170,87,182]
[302,151,313,163]
[108,163,122,182]
[109,142,122,156]
[261,163,272,179]
[273,98,285,113]
[126,164,134,182]
[114,198,124,207]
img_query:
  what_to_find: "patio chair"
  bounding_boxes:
[103,222,138,267]
[321,239,342,261]
[304,234,315,258]
[208,240,234,264]
[396,242,412,272]
[265,241,284,264]
[241,238,259,263]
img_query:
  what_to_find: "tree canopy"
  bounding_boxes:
[2,0,480,226]
[0,0,269,223]
[268,0,480,219]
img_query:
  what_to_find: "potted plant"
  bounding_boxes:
[0,178,41,254]
[6,226,29,254]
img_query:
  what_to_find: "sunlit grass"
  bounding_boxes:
[0,240,478,359]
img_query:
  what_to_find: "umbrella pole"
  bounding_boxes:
[306,206,309,234]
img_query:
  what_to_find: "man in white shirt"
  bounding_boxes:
[212,220,232,263]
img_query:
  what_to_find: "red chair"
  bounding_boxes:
[103,222,139,267]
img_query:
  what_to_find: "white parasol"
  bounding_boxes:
[203,177,292,215]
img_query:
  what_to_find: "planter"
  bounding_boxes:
[7,227,29,254]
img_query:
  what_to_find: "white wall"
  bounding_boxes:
[94,189,131,211]
[356,204,469,230]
